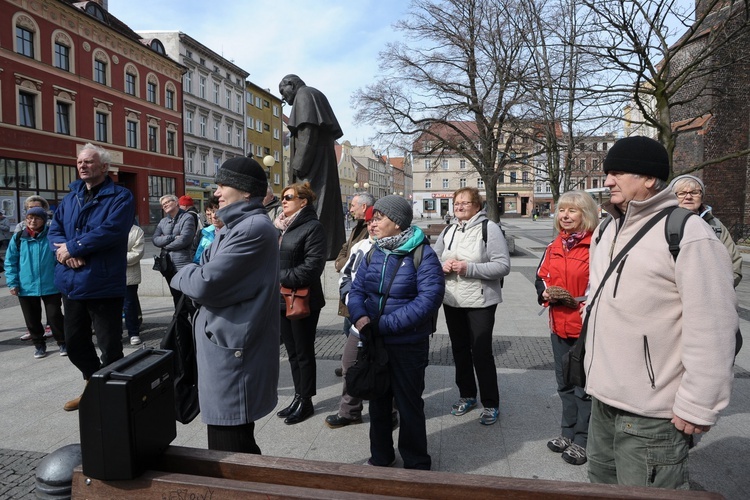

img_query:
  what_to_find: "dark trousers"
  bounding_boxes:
[551,333,591,447]
[207,423,261,454]
[18,294,65,347]
[62,296,124,380]
[370,339,431,470]
[444,304,500,409]
[280,309,320,398]
[123,284,142,338]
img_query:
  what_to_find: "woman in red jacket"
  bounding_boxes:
[535,190,599,467]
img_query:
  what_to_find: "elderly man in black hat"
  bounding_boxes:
[171,157,280,454]
[584,136,737,488]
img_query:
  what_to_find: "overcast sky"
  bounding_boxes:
[108,0,409,148]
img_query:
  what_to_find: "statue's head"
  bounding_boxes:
[279,74,306,105]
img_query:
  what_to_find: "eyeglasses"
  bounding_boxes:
[675,190,702,199]
[370,215,386,223]
[454,202,473,207]
[282,194,297,201]
[25,215,43,221]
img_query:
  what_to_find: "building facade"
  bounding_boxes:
[1,0,184,230]
[246,82,283,194]
[139,30,248,210]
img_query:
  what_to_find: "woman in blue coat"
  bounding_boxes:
[6,207,65,359]
[172,157,280,454]
[348,196,445,470]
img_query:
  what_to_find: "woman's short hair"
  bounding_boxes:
[159,194,178,205]
[672,177,702,194]
[24,195,49,210]
[554,190,600,233]
[283,182,317,205]
[452,187,483,208]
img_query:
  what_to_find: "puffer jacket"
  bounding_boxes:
[535,232,591,338]
[348,227,445,344]
[48,176,134,299]
[279,205,327,311]
[433,211,510,308]
[585,189,737,426]
[5,227,59,296]
[152,209,197,271]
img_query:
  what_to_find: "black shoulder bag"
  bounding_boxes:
[345,255,404,400]
[563,207,675,387]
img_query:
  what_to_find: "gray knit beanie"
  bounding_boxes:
[670,174,705,195]
[374,195,412,229]
[215,157,267,196]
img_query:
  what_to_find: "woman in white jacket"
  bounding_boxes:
[433,187,511,425]
[124,223,145,345]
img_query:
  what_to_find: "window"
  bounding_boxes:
[460,159,466,169]
[255,96,261,108]
[274,173,280,185]
[199,76,206,98]
[213,82,220,104]
[147,82,157,103]
[263,99,270,108]
[225,88,231,108]
[273,105,279,117]
[499,172,505,183]
[54,43,70,71]
[263,123,270,132]
[510,172,517,183]
[214,155,221,172]
[592,159,600,169]
[246,92,253,104]
[187,151,194,172]
[579,159,586,169]
[273,128,280,140]
[255,120,262,132]
[424,159,431,170]
[593,142,598,151]
[236,127,242,147]
[522,171,529,183]
[213,119,220,140]
[56,102,71,135]
[246,116,254,129]
[95,111,108,142]
[200,153,207,175]
[236,94,242,113]
[166,88,175,110]
[186,111,193,134]
[442,160,448,170]
[442,178,449,189]
[459,178,466,188]
[126,121,138,148]
[184,72,192,94]
[425,178,432,189]
[477,178,485,189]
[148,126,157,152]
[199,115,206,137]
[226,124,231,144]
[592,178,599,189]
[19,92,36,128]
[603,142,608,151]
[125,73,136,96]
[16,27,34,58]
[94,60,107,85]
[167,131,175,156]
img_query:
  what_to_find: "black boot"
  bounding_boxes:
[284,397,314,425]
[277,394,301,418]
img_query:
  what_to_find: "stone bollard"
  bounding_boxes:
[35,443,81,499]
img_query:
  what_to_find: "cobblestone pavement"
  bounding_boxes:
[0,449,44,499]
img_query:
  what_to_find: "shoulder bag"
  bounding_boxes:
[280,286,311,320]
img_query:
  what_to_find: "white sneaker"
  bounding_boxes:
[43,325,53,338]
[20,331,32,341]
[130,336,142,345]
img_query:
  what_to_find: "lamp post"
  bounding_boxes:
[353,182,359,189]
[262,155,274,180]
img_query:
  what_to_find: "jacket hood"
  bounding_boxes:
[458,211,488,230]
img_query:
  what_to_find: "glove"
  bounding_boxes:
[545,286,579,309]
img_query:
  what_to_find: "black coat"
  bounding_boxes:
[279,205,327,311]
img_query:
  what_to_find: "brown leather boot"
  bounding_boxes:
[64,381,88,412]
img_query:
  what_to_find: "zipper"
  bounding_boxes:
[612,254,628,298]
[643,335,656,389]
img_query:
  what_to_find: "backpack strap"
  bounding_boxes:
[596,215,613,244]
[664,207,695,260]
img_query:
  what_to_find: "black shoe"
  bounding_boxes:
[284,398,314,425]
[325,413,362,429]
[277,394,301,418]
[334,367,343,377]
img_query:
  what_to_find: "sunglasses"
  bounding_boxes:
[283,194,297,201]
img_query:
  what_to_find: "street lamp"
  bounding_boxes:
[363,182,369,189]
[353,182,360,189]
[262,155,274,180]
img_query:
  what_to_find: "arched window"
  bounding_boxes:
[51,30,75,73]
[124,64,139,97]
[92,49,111,86]
[13,13,40,62]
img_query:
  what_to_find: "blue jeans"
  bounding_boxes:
[123,284,142,338]
[588,398,690,489]
[369,338,430,470]
[551,333,591,447]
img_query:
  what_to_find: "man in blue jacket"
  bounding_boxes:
[49,143,135,411]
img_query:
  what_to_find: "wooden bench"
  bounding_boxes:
[71,446,723,499]
[423,224,448,241]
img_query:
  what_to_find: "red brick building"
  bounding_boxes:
[0,0,184,231]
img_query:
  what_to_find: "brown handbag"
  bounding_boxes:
[280,286,311,320]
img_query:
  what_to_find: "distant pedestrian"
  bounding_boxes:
[535,190,599,466]
[193,196,222,264]
[6,207,65,359]
[124,222,145,345]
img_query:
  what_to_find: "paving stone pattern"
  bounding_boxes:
[0,449,45,499]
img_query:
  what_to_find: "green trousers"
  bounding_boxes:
[587,398,690,489]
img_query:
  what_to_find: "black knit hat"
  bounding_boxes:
[603,136,670,182]
[374,195,412,229]
[215,157,268,196]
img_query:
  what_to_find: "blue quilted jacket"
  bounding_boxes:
[348,227,445,344]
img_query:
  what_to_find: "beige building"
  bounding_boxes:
[246,82,284,194]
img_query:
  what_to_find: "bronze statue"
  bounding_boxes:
[280,74,345,261]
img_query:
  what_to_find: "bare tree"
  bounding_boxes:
[352,0,538,221]
[577,0,750,176]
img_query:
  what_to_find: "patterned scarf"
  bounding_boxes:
[376,227,415,251]
[560,231,587,251]
[273,209,302,244]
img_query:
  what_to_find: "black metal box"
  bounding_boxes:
[79,348,176,480]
